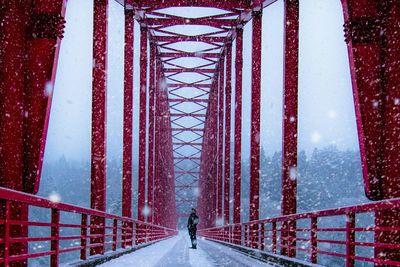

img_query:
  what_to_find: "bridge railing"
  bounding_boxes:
[0,187,177,266]
[198,199,400,266]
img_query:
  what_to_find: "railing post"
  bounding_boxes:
[237,225,241,245]
[241,225,245,246]
[230,226,232,243]
[247,224,251,247]
[80,214,87,260]
[134,222,138,245]
[260,223,265,251]
[281,219,296,257]
[129,221,134,246]
[346,213,355,267]
[3,201,10,266]
[50,208,60,267]
[272,222,277,254]
[311,217,318,264]
[145,224,148,243]
[121,221,126,249]
[112,219,117,251]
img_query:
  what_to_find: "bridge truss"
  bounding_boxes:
[0,0,399,266]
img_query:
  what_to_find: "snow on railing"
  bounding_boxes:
[198,199,400,266]
[0,187,177,266]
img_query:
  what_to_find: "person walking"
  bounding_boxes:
[187,208,199,249]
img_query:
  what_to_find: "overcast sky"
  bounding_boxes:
[43,0,359,165]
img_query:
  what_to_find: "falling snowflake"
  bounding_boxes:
[142,205,151,216]
[289,166,297,181]
[193,187,200,197]
[48,192,61,203]
[311,131,321,143]
[328,110,337,119]
[44,81,53,96]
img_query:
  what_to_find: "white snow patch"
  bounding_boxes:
[98,235,179,267]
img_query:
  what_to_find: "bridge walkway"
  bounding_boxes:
[99,232,278,267]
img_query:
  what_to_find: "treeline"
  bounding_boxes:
[29,146,369,266]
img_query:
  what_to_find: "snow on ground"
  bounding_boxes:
[98,236,180,267]
[99,232,278,267]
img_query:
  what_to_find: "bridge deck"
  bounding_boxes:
[99,232,278,267]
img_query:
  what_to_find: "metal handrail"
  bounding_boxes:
[0,187,178,266]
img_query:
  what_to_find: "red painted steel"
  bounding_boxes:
[145,17,236,28]
[153,62,162,227]
[249,11,262,223]
[217,56,225,222]
[0,1,66,262]
[341,0,400,201]
[198,79,219,229]
[122,8,134,247]
[0,187,177,266]
[124,0,253,10]
[223,44,232,225]
[341,0,400,263]
[233,28,243,225]
[90,0,108,256]
[160,53,220,59]
[23,0,66,194]
[137,26,148,223]
[1,0,399,265]
[147,43,156,224]
[199,198,400,266]
[281,0,299,258]
[122,9,134,223]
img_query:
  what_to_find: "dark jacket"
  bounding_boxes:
[187,212,199,231]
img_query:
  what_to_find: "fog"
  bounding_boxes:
[43,0,358,165]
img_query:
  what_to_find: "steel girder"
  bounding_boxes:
[0,0,67,264]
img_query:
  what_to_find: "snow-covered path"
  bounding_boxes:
[99,232,278,267]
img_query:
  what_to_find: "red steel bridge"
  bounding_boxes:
[0,0,399,266]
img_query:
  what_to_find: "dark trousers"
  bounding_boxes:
[188,228,197,248]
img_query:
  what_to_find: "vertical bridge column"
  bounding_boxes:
[138,25,148,223]
[341,0,400,264]
[281,0,299,258]
[224,43,232,225]
[250,8,262,249]
[147,42,156,224]
[153,61,162,226]
[198,81,212,228]
[217,55,225,223]
[233,28,244,244]
[0,0,66,264]
[90,0,108,256]
[122,8,134,248]
[199,80,219,228]
[233,28,243,226]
